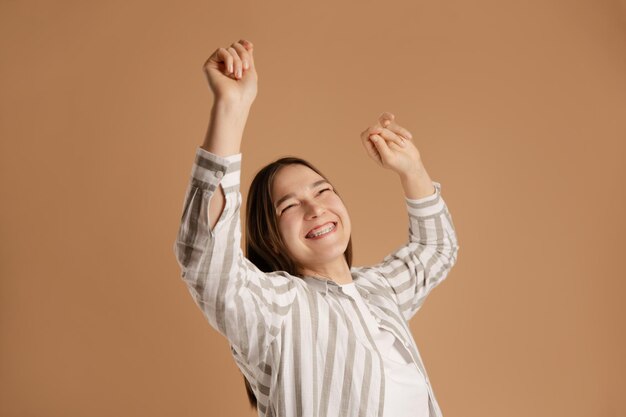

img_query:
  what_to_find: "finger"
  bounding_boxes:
[239,39,254,48]
[360,128,382,164]
[359,126,379,144]
[378,113,413,140]
[239,39,255,64]
[227,46,243,79]
[383,119,413,140]
[360,125,387,139]
[379,112,395,126]
[371,127,406,148]
[360,125,388,151]
[232,42,251,71]
[387,139,405,152]
[370,134,392,163]
[239,39,254,51]
[208,47,233,75]
[363,136,382,165]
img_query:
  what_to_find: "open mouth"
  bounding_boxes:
[305,222,337,239]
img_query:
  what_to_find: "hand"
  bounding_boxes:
[360,112,423,176]
[202,39,258,105]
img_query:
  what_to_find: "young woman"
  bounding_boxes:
[174,39,459,417]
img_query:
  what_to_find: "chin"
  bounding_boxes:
[311,244,348,260]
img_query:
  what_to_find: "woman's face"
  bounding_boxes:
[271,164,351,271]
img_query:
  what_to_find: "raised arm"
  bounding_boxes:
[200,39,257,230]
[372,180,459,321]
[173,41,297,368]
[360,113,460,321]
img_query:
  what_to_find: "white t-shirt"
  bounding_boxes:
[340,282,430,417]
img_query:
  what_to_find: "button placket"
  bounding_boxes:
[339,287,353,300]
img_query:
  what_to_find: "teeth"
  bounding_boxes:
[307,223,335,238]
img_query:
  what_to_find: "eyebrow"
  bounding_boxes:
[274,179,330,209]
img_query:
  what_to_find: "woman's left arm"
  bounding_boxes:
[360,112,460,321]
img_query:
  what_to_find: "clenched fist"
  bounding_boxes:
[202,39,258,105]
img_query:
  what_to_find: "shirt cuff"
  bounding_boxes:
[191,147,242,191]
[405,181,444,217]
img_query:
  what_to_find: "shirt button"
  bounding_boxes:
[375,317,381,323]
[404,341,411,348]
[215,171,224,178]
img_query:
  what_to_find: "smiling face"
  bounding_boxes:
[271,163,351,274]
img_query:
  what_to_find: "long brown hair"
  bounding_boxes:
[241,156,353,410]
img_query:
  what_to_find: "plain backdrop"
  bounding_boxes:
[1,1,625,416]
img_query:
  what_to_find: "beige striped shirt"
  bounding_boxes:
[173,147,460,417]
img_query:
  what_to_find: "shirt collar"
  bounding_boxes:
[301,269,368,297]
[301,275,336,295]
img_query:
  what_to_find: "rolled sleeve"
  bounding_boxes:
[369,181,460,321]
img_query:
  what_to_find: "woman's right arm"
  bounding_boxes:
[201,39,257,230]
[204,100,250,230]
[173,41,297,370]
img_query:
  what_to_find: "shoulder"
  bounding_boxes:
[351,266,394,297]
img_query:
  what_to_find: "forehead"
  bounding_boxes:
[271,164,325,197]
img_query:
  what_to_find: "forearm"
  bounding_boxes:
[399,162,436,200]
[202,99,251,230]
[201,99,251,156]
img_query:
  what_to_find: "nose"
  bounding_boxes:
[304,201,325,219]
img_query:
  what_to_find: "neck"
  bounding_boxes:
[299,257,353,285]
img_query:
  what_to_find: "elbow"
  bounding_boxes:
[450,243,460,268]
[445,228,460,268]
[437,240,459,272]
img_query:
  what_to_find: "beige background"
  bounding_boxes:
[1,0,625,416]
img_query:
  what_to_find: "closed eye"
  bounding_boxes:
[281,188,332,214]
[283,203,297,212]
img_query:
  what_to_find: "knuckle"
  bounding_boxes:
[232,43,249,59]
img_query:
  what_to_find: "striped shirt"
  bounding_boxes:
[173,147,460,417]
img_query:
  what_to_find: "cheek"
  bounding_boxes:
[331,198,349,217]
[338,205,351,228]
[279,218,300,238]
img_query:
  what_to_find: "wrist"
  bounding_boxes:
[214,96,254,112]
[201,100,250,157]
[398,161,426,183]
[399,163,435,200]
[211,99,251,133]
